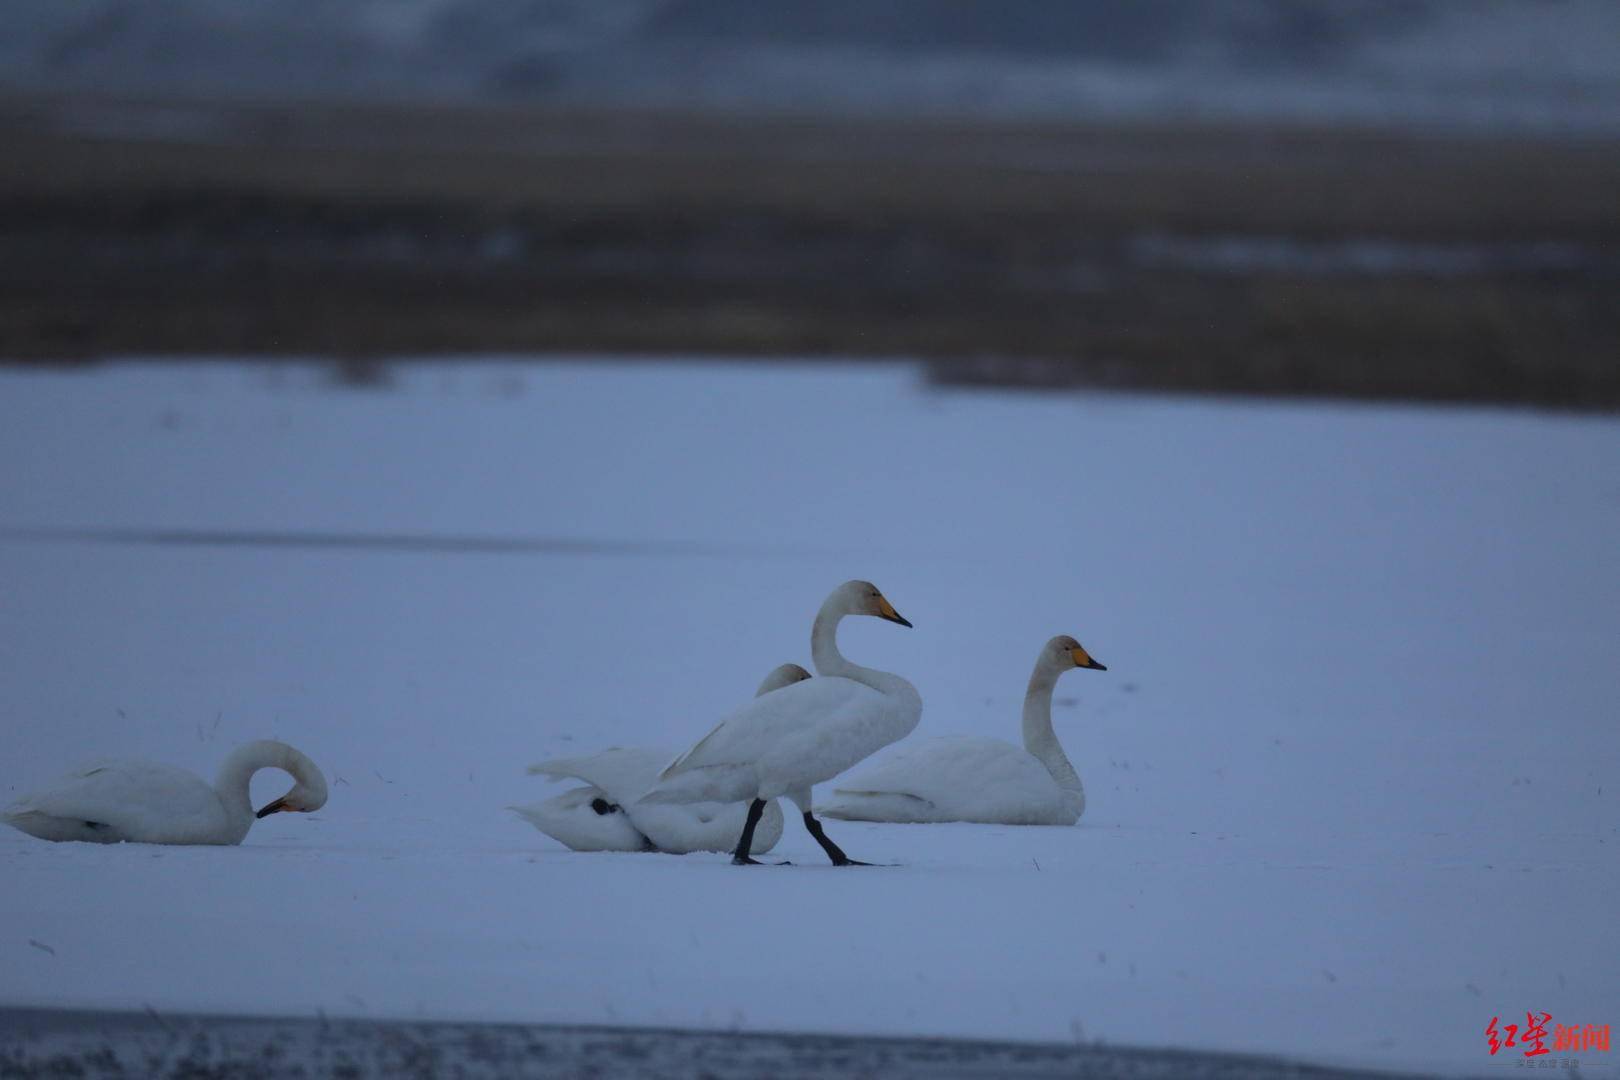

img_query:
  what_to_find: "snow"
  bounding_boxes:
[1,359,1616,1076]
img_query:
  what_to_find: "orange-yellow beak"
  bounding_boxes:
[1071,645,1107,671]
[876,594,913,628]
[255,796,292,819]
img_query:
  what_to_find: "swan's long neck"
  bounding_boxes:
[1023,661,1082,800]
[213,740,317,826]
[811,600,918,703]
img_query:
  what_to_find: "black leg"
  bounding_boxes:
[731,799,768,865]
[803,811,871,866]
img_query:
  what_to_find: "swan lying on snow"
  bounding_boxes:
[511,663,808,853]
[818,635,1106,825]
[2,740,328,845]
[641,580,920,865]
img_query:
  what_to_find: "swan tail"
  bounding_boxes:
[2,809,125,843]
[526,758,588,781]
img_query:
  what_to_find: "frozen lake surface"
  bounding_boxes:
[0,359,1615,1076]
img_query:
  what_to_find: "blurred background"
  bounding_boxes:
[3,0,1619,407]
[4,6,1620,1073]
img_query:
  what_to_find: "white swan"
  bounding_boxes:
[818,635,1106,825]
[640,580,920,865]
[510,664,809,854]
[2,740,328,845]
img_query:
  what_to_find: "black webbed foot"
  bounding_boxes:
[803,811,884,867]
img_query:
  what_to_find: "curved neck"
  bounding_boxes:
[811,601,856,677]
[1023,661,1082,796]
[811,600,916,702]
[213,740,304,825]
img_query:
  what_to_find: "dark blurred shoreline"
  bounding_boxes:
[0,1006,1450,1079]
[3,95,1617,410]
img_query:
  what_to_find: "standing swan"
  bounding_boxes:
[640,580,920,865]
[2,740,328,845]
[510,663,809,854]
[818,635,1106,825]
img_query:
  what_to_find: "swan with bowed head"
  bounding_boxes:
[3,739,328,845]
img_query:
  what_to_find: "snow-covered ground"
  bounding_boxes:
[0,359,1615,1076]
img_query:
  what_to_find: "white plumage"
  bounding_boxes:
[817,737,1079,824]
[3,739,328,845]
[818,634,1106,826]
[641,580,920,865]
[509,664,807,853]
[647,676,907,805]
[509,782,653,852]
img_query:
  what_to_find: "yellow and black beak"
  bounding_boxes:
[1071,645,1107,671]
[255,796,292,819]
[876,594,913,628]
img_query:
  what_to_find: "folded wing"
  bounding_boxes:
[818,736,1078,825]
[5,760,226,843]
[647,676,895,804]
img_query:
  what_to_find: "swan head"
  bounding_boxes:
[756,662,813,696]
[254,753,330,819]
[837,580,912,627]
[1048,634,1107,672]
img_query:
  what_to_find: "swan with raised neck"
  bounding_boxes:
[811,579,919,703]
[817,633,1107,826]
[644,579,919,865]
[1023,635,1105,816]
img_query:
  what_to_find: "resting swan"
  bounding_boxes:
[510,663,808,853]
[818,635,1106,825]
[2,739,328,845]
[640,580,920,865]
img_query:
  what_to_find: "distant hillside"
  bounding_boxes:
[4,0,1619,133]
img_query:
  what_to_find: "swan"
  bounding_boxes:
[818,635,1106,825]
[510,663,809,854]
[640,580,920,865]
[2,739,328,845]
